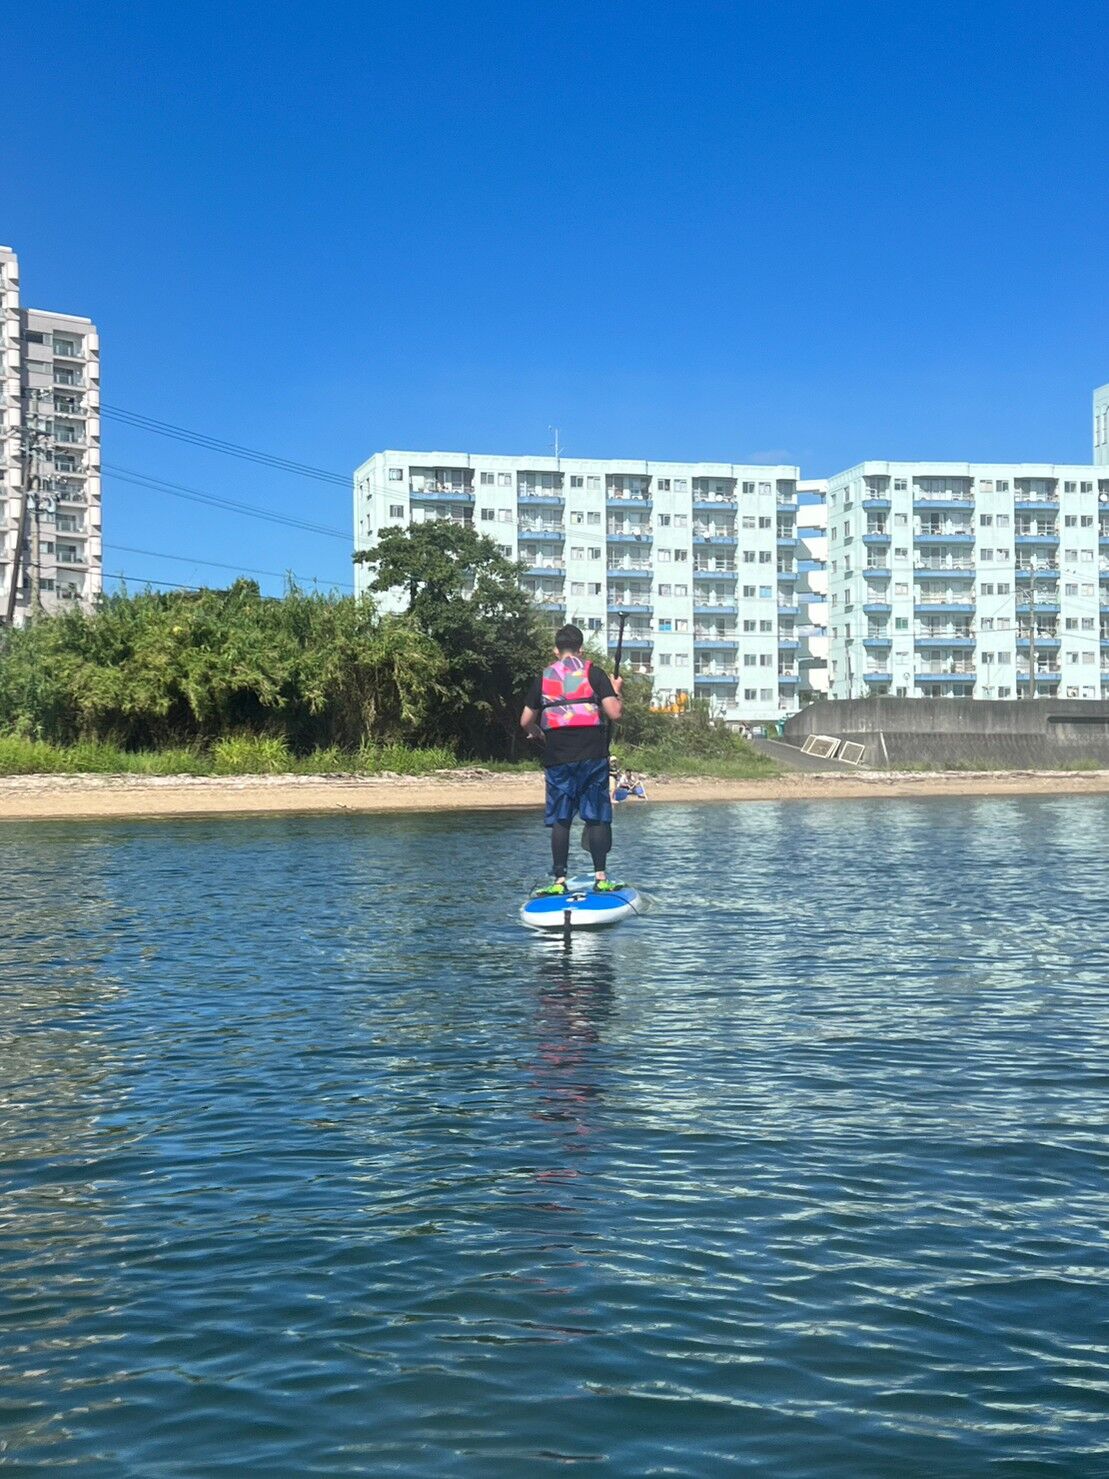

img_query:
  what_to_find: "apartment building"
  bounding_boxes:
[1095,383,1109,467]
[826,461,1109,702]
[796,479,829,703]
[0,246,101,625]
[353,450,820,722]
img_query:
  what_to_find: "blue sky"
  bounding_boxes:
[8,1,1108,596]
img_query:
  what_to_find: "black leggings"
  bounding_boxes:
[552,820,611,877]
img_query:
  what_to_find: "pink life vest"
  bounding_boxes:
[539,656,603,730]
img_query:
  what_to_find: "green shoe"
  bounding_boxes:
[593,879,622,893]
[534,880,568,897]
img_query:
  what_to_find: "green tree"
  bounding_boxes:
[356,522,549,754]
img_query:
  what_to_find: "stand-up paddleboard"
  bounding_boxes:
[521,876,642,931]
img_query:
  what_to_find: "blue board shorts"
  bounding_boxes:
[544,758,613,827]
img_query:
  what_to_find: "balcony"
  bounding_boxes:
[1014,491,1059,512]
[778,672,800,684]
[692,566,737,581]
[863,600,891,615]
[518,526,564,543]
[607,597,653,613]
[915,531,975,547]
[914,491,974,511]
[915,635,976,650]
[778,601,801,617]
[777,535,798,552]
[777,567,798,582]
[1015,532,1059,548]
[863,565,891,580]
[1016,598,1060,614]
[693,599,737,615]
[1016,635,1062,650]
[863,635,892,650]
[692,494,737,512]
[606,563,652,579]
[523,562,565,579]
[608,634,653,651]
[915,601,976,618]
[863,671,892,684]
[915,565,975,579]
[862,496,891,512]
[1016,670,1062,685]
[410,484,474,504]
[694,670,739,684]
[693,530,737,546]
[606,494,651,511]
[862,531,891,546]
[529,593,566,611]
[694,634,739,649]
[517,490,565,506]
[606,530,652,545]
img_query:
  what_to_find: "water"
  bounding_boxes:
[2,799,1109,1476]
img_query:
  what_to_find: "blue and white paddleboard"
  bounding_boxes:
[520,876,641,931]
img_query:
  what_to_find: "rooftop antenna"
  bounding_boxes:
[548,426,563,464]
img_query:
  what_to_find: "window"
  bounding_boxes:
[571,582,584,596]
[588,547,601,559]
[1066,549,1078,562]
[760,688,774,701]
[586,512,600,525]
[1065,582,1077,595]
[1066,617,1078,630]
[587,476,600,490]
[758,482,771,495]
[675,619,688,632]
[674,584,687,596]
[997,481,1009,492]
[759,551,772,563]
[894,512,907,526]
[744,654,757,667]
[895,617,908,631]
[498,473,511,486]
[589,582,602,595]
[894,479,907,491]
[980,514,993,527]
[996,514,1009,527]
[743,551,756,564]
[388,467,403,481]
[657,479,671,492]
[997,582,1010,595]
[674,479,687,492]
[745,689,757,701]
[759,516,772,529]
[1083,583,1095,597]
[499,509,513,522]
[1065,481,1076,493]
[481,508,494,521]
[742,515,756,530]
[1065,514,1078,527]
[981,652,994,665]
[588,618,602,631]
[571,512,584,526]
[658,653,671,666]
[743,619,756,632]
[674,654,689,667]
[760,620,772,632]
[658,550,671,563]
[658,513,671,526]
[743,585,756,597]
[674,515,688,528]
[759,586,772,599]
[981,617,994,630]
[998,686,1011,698]
[658,583,671,596]
[571,546,584,559]
[674,548,688,562]
[570,475,583,488]
[981,549,994,562]
[742,482,755,495]
[1082,515,1094,527]
[1081,482,1093,494]
[759,654,773,667]
[389,503,404,518]
[997,652,1011,665]
[981,583,994,596]
[1082,617,1095,631]
[979,480,994,493]
[895,547,908,558]
[659,619,672,632]
[480,471,494,485]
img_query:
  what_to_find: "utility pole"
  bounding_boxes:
[1027,574,1036,703]
[3,390,48,625]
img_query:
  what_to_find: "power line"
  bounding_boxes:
[101,405,349,486]
[104,542,352,588]
[102,464,349,540]
[103,570,203,591]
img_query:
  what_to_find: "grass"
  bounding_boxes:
[0,733,782,781]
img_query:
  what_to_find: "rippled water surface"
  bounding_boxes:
[2,799,1109,1475]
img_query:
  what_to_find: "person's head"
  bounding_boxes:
[553,623,585,656]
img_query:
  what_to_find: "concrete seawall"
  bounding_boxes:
[784,698,1109,769]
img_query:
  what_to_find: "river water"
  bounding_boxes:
[1,799,1108,1476]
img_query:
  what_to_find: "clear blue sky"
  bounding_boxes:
[8,1,1108,596]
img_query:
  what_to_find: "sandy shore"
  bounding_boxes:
[3,767,1109,821]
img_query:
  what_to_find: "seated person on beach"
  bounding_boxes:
[611,760,647,803]
[520,624,623,896]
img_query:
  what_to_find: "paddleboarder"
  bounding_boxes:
[520,623,623,896]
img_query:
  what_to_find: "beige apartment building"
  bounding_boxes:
[0,245,101,625]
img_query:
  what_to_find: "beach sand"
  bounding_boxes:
[3,767,1109,821]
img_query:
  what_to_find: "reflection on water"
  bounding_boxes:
[2,799,1109,1474]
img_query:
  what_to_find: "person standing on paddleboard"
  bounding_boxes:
[520,623,623,896]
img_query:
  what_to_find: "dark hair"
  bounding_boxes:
[554,623,585,653]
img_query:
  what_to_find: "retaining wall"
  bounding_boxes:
[783,698,1109,769]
